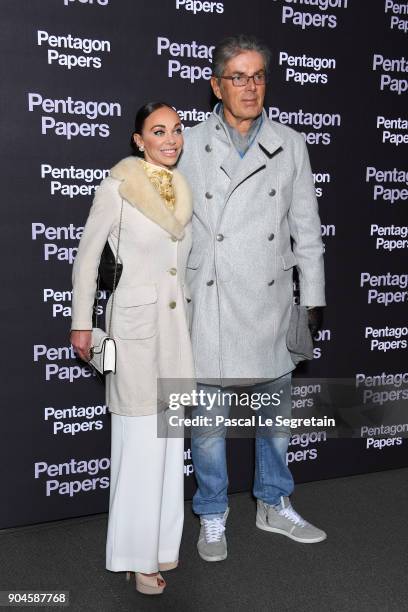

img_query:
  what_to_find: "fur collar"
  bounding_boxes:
[110,156,192,239]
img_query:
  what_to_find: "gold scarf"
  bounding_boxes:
[140,159,176,211]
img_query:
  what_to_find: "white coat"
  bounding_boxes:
[71,156,195,416]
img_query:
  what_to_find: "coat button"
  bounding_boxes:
[205,144,212,152]
[268,280,275,286]
[216,234,224,242]
[169,268,177,276]
[268,233,275,241]
[171,236,178,242]
[205,192,213,199]
[215,124,221,130]
[207,280,214,286]
[169,301,177,309]
[269,188,276,196]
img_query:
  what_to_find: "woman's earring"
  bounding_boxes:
[139,145,144,152]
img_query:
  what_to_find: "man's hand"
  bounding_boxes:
[70,330,92,362]
[307,307,323,339]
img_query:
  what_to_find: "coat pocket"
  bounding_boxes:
[186,249,201,270]
[114,284,158,340]
[280,251,297,270]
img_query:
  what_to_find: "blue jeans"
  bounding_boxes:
[191,374,294,515]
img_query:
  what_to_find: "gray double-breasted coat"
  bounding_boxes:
[177,108,326,384]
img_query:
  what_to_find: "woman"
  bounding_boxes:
[70,102,194,595]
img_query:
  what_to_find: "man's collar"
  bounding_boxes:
[215,102,262,134]
[210,104,283,156]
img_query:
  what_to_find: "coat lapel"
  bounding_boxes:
[220,146,241,179]
[225,146,266,200]
[110,157,192,240]
[224,116,284,201]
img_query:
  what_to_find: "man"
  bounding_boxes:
[178,35,326,562]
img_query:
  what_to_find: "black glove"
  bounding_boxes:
[307,307,323,339]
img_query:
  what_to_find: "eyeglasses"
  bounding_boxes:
[218,73,266,87]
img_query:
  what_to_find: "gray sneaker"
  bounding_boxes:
[256,497,327,543]
[197,508,229,562]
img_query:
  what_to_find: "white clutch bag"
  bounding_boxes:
[90,328,117,375]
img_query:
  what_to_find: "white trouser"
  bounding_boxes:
[106,411,184,573]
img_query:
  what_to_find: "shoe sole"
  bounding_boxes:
[256,518,327,543]
[136,585,165,595]
[197,549,227,562]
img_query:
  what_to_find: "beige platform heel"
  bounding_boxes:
[126,571,166,595]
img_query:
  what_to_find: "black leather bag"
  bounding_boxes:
[98,241,123,291]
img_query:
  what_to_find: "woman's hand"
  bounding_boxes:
[70,330,93,362]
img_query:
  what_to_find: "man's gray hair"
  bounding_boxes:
[212,34,271,78]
